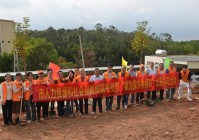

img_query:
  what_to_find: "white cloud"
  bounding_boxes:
[0,0,199,41]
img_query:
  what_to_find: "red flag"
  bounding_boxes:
[49,62,61,79]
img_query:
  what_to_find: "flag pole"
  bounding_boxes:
[79,35,85,68]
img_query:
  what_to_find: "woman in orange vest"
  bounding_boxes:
[177,65,193,101]
[0,74,13,127]
[116,65,129,109]
[166,61,177,101]
[103,63,117,111]
[12,73,23,125]
[157,63,166,101]
[74,68,89,115]
[73,67,80,112]
[136,64,147,103]
[23,72,36,122]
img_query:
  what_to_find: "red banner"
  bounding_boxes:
[32,73,179,102]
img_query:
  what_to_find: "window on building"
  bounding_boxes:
[8,41,10,43]
[2,41,4,43]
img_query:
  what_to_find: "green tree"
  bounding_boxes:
[131,21,150,64]
[0,52,14,72]
[13,17,32,73]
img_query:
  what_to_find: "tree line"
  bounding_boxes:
[0,18,199,73]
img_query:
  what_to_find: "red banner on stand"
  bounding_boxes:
[32,73,179,102]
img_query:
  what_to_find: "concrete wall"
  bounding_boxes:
[0,19,15,54]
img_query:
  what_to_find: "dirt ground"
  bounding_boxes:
[0,93,199,140]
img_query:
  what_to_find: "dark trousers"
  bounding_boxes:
[92,97,102,113]
[159,89,164,100]
[136,92,144,103]
[43,102,49,118]
[131,94,135,104]
[24,99,36,121]
[106,96,113,111]
[79,99,88,114]
[66,100,71,114]
[166,88,176,100]
[50,101,55,112]
[2,100,12,125]
[74,100,79,112]
[117,95,128,108]
[36,102,44,120]
[147,90,157,100]
[57,101,65,116]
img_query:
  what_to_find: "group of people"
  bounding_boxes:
[0,61,193,127]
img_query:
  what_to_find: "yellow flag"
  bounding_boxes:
[122,56,128,66]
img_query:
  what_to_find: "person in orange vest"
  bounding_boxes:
[103,63,117,111]
[166,61,177,101]
[136,64,147,103]
[34,70,46,121]
[0,74,13,127]
[177,65,193,101]
[54,71,67,116]
[44,68,55,117]
[23,72,36,122]
[74,68,89,115]
[66,70,76,115]
[157,63,166,101]
[12,73,23,125]
[116,66,129,109]
[73,66,80,113]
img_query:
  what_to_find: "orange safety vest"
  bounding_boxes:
[180,70,190,82]
[75,75,89,82]
[157,68,166,74]
[13,80,23,102]
[44,77,54,84]
[103,71,117,79]
[23,80,35,100]
[137,70,147,77]
[168,67,176,73]
[118,71,129,78]
[34,78,46,84]
[1,81,13,103]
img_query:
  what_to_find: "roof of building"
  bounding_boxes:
[0,19,15,23]
[168,55,199,62]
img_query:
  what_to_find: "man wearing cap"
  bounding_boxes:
[103,63,117,111]
[157,63,166,101]
[178,65,193,101]
[136,64,147,103]
[166,61,177,101]
[34,70,46,120]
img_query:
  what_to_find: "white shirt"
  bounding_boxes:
[0,82,13,102]
[90,75,104,82]
[147,68,157,75]
[129,70,137,77]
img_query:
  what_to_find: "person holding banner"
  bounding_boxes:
[128,64,137,105]
[23,72,36,122]
[177,65,193,101]
[0,74,13,127]
[136,64,147,103]
[103,63,117,112]
[146,61,157,101]
[44,68,55,117]
[90,68,104,114]
[54,71,67,116]
[74,66,80,113]
[34,70,46,121]
[116,66,129,109]
[12,73,23,125]
[166,61,177,101]
[157,63,166,101]
[75,68,89,115]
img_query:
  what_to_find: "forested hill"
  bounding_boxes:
[29,24,199,67]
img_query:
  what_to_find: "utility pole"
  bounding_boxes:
[79,34,85,68]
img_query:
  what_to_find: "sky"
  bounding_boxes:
[0,0,199,41]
